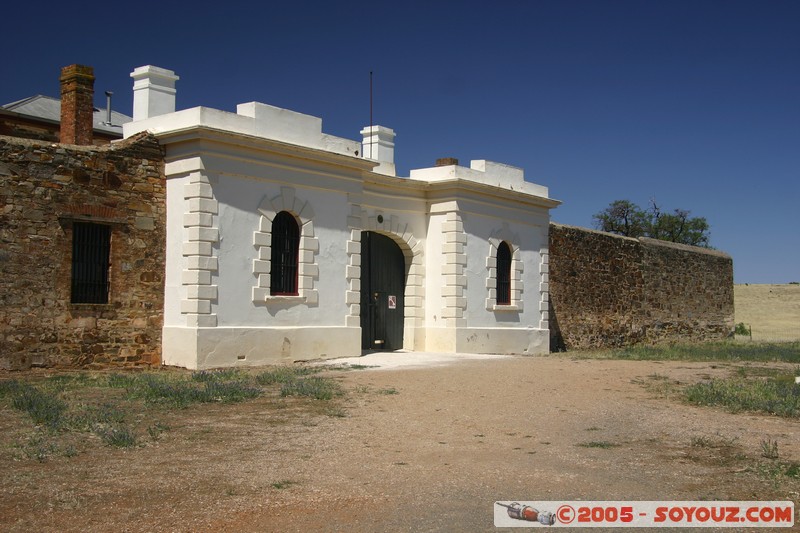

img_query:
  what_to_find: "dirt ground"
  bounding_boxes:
[1,354,799,532]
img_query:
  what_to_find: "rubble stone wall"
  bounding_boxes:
[549,223,734,351]
[0,133,165,369]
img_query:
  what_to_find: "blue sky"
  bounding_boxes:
[3,1,798,283]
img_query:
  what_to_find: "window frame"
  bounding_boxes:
[70,221,111,304]
[269,211,300,296]
[495,240,512,306]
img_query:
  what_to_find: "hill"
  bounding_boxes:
[734,284,800,341]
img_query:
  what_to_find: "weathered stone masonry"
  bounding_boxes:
[549,222,734,350]
[0,133,165,370]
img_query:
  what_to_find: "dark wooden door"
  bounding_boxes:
[361,232,405,351]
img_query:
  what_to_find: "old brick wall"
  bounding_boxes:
[640,237,734,342]
[549,222,734,351]
[0,133,165,369]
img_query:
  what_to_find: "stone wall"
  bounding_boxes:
[549,222,734,351]
[0,133,165,369]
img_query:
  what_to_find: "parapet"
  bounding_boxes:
[410,158,550,198]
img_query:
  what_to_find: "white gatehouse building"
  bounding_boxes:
[123,66,560,369]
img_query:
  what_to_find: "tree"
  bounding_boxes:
[592,200,648,238]
[647,201,711,247]
[593,199,711,247]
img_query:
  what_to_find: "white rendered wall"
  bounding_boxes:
[213,174,352,326]
[458,207,549,355]
[419,194,551,355]
[160,134,371,367]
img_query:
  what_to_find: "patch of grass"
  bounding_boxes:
[606,342,800,363]
[324,406,347,418]
[734,366,797,379]
[0,379,22,398]
[120,373,261,407]
[147,422,170,441]
[761,438,779,459]
[585,426,602,432]
[107,373,139,389]
[202,380,262,403]
[280,377,342,400]
[636,373,682,398]
[130,375,204,408]
[191,368,246,383]
[84,402,127,426]
[377,387,398,395]
[11,384,68,430]
[577,441,619,449]
[18,431,59,462]
[753,459,800,482]
[45,372,95,390]
[785,462,800,478]
[255,366,320,385]
[751,459,800,481]
[684,377,800,418]
[1,365,351,462]
[95,425,138,448]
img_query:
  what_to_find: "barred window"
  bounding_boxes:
[270,211,300,295]
[496,241,512,305]
[71,222,111,304]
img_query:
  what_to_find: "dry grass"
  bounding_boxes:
[735,284,800,341]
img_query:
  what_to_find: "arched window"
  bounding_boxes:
[270,211,300,295]
[496,241,512,305]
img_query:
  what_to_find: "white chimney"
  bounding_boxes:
[130,65,180,121]
[361,125,396,176]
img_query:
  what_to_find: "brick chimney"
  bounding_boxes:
[60,64,95,145]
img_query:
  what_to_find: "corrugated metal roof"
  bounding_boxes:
[1,95,132,136]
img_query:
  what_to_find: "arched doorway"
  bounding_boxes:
[360,231,406,351]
